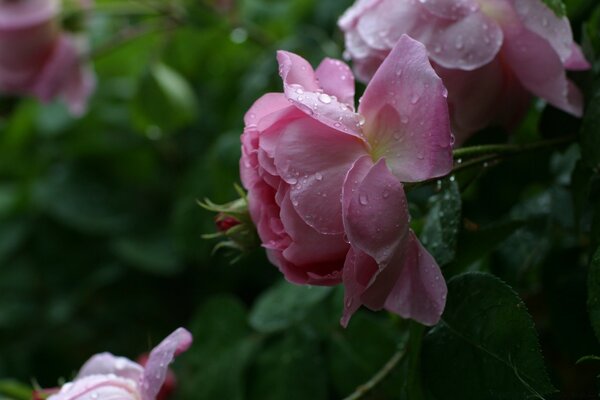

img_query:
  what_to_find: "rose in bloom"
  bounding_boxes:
[339,0,590,142]
[0,0,95,115]
[241,35,451,326]
[48,328,192,400]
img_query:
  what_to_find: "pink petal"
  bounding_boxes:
[359,35,453,182]
[140,328,193,400]
[564,43,591,71]
[279,190,348,282]
[277,50,365,138]
[48,375,139,400]
[502,24,584,117]
[31,35,83,102]
[354,0,503,70]
[315,58,355,107]
[76,353,144,381]
[63,64,95,116]
[273,116,367,234]
[417,0,478,19]
[342,157,409,265]
[340,156,411,326]
[513,0,575,64]
[0,0,59,29]
[244,92,291,127]
[384,232,447,326]
[433,59,531,143]
[338,0,382,30]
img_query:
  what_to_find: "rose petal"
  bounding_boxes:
[315,58,355,107]
[278,50,365,138]
[502,23,584,117]
[513,0,574,64]
[564,43,591,71]
[359,35,453,182]
[279,190,348,282]
[76,353,144,382]
[338,0,382,30]
[384,232,447,326]
[140,328,193,400]
[63,64,95,116]
[417,0,478,20]
[48,375,139,400]
[0,0,59,29]
[274,116,367,234]
[244,92,291,127]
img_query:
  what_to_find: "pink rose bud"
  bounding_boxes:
[47,328,192,400]
[215,213,242,232]
[338,0,590,142]
[0,0,95,115]
[241,35,450,327]
[136,354,176,400]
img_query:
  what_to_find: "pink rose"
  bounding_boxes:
[241,35,451,326]
[48,328,192,400]
[339,0,590,142]
[0,0,95,115]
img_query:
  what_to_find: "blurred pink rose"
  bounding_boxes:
[339,0,590,142]
[0,0,95,115]
[241,35,451,326]
[48,328,192,400]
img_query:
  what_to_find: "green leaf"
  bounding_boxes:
[581,82,600,170]
[248,330,328,400]
[111,232,182,276]
[541,0,567,16]
[249,279,332,333]
[328,312,406,398]
[131,62,198,134]
[587,247,600,342]
[422,272,556,400]
[421,179,462,266]
[0,380,31,400]
[178,295,259,400]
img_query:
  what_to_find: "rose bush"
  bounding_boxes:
[339,0,590,142]
[241,35,452,326]
[47,328,192,400]
[0,0,95,115]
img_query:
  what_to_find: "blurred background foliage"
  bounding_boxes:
[3,0,600,399]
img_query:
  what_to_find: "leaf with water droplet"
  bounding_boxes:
[422,272,556,400]
[421,179,461,266]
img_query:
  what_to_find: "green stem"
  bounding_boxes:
[342,346,407,400]
[452,134,576,160]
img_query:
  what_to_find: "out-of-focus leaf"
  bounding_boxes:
[421,179,461,266]
[132,62,198,134]
[328,312,406,398]
[111,232,182,276]
[581,82,600,170]
[588,247,600,342]
[179,296,259,400]
[248,330,327,400]
[0,380,31,400]
[249,279,332,333]
[541,0,566,16]
[422,272,556,400]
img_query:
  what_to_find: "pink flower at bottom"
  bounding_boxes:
[241,35,452,326]
[0,0,95,115]
[48,328,192,400]
[338,0,591,142]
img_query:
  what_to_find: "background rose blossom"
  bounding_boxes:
[339,0,590,142]
[48,328,192,400]
[241,35,452,326]
[0,0,95,115]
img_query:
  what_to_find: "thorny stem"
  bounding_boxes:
[342,346,407,400]
[406,134,576,192]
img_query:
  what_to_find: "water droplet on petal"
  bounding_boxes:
[318,93,332,104]
[315,172,323,181]
[359,193,369,205]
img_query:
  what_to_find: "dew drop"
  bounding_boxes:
[318,93,332,104]
[315,172,323,181]
[357,114,366,127]
[382,190,390,199]
[359,193,369,205]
